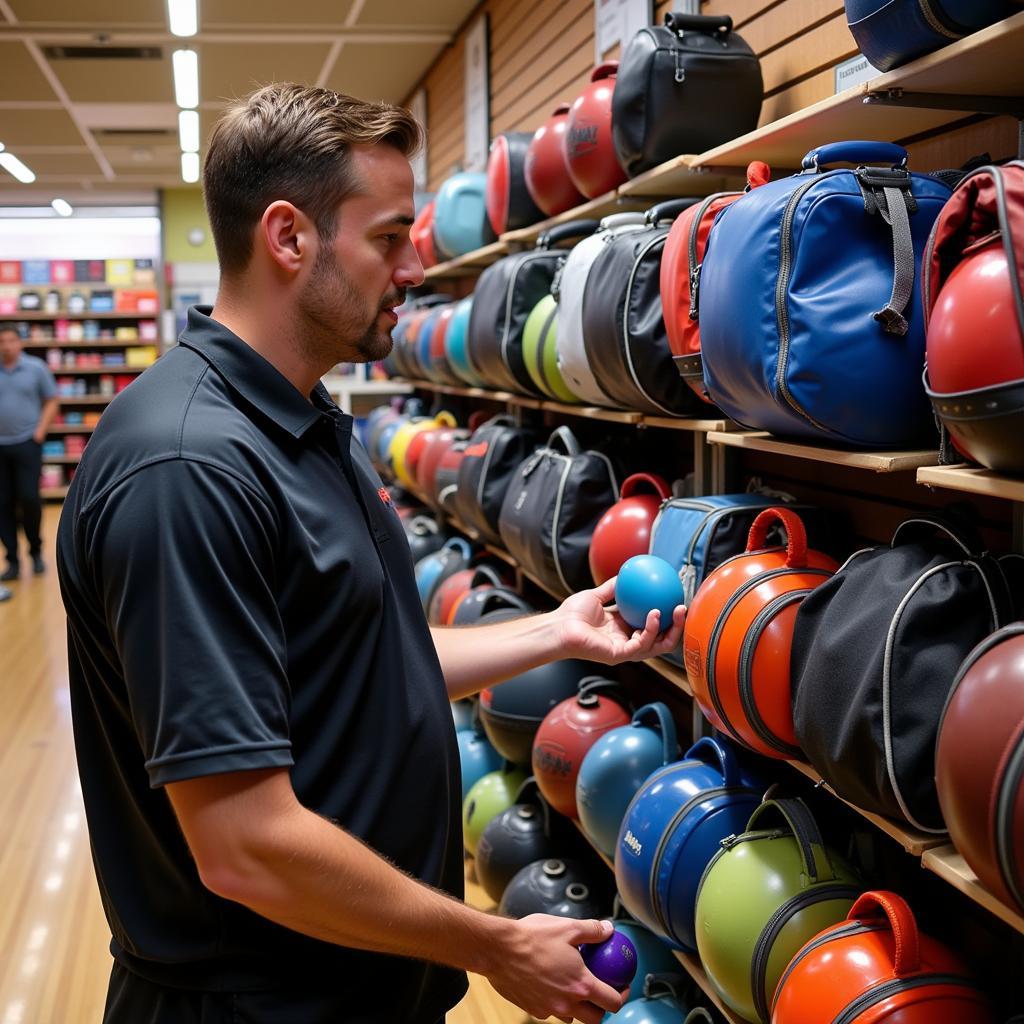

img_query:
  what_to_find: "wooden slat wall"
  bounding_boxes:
[409,0,1014,191]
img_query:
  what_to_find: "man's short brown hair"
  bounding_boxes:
[203,83,422,275]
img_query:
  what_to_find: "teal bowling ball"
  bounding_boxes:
[614,555,684,631]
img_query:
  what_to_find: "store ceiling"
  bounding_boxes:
[0,0,476,205]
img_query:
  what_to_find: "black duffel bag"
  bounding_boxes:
[791,514,1016,833]
[581,199,706,416]
[498,426,619,597]
[612,13,763,178]
[467,220,598,396]
[454,415,540,546]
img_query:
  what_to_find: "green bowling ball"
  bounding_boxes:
[522,294,580,404]
[462,767,528,857]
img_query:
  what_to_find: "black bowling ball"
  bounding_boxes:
[499,858,608,920]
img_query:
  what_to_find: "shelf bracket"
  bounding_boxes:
[863,89,1024,157]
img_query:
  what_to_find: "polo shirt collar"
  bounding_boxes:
[178,305,329,439]
[1,354,24,374]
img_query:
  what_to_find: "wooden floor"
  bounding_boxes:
[0,506,533,1023]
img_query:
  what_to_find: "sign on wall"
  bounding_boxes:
[464,14,490,172]
[595,0,652,61]
[409,88,428,190]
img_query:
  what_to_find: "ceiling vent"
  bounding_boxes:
[42,45,163,61]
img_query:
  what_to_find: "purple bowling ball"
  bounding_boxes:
[579,930,638,989]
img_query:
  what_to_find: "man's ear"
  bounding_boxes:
[259,200,316,275]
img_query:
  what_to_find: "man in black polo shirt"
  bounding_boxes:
[57,84,685,1024]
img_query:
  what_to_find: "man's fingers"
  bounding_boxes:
[585,976,627,1015]
[571,917,614,945]
[592,578,617,604]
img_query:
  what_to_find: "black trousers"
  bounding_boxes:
[0,439,43,566]
[103,962,448,1024]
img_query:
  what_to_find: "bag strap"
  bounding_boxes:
[890,513,981,556]
[854,165,919,337]
[683,1011,716,1024]
[848,891,920,977]
[576,675,627,705]
[632,703,678,765]
[468,564,505,588]
[546,425,581,456]
[484,413,518,429]
[620,472,671,501]
[643,973,687,1000]
[685,736,745,788]
[475,589,532,616]
[538,218,601,249]
[645,197,700,225]
[664,11,732,36]
[443,537,473,558]
[746,797,836,883]
[746,507,809,568]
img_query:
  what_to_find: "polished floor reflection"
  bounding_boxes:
[0,507,531,1023]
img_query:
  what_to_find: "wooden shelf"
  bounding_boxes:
[22,339,160,349]
[423,241,509,280]
[642,414,731,433]
[706,431,938,473]
[643,656,693,697]
[785,760,944,857]
[41,486,68,500]
[500,190,650,245]
[42,455,82,465]
[8,312,157,321]
[321,376,413,396]
[922,846,1024,936]
[49,425,95,434]
[57,395,113,405]
[619,157,744,199]
[917,465,1024,503]
[48,364,144,375]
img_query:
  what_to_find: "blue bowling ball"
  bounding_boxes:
[614,555,684,631]
[457,728,503,800]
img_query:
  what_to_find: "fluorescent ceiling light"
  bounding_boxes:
[0,153,36,184]
[51,198,73,217]
[178,109,200,153]
[172,49,199,109]
[167,0,198,36]
[181,151,200,184]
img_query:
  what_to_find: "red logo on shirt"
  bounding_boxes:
[378,487,393,508]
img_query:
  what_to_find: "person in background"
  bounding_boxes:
[0,323,58,581]
[57,84,686,1024]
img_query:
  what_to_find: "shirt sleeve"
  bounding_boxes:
[37,363,57,401]
[84,457,294,787]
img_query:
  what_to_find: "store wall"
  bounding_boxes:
[161,188,217,265]
[409,0,1018,190]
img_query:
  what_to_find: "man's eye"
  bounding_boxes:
[381,233,399,244]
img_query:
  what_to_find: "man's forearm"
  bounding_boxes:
[35,399,58,438]
[203,793,513,974]
[431,611,566,700]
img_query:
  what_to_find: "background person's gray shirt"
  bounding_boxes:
[0,354,57,445]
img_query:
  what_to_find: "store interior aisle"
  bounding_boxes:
[0,507,532,1024]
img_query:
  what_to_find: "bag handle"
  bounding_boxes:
[546,425,582,456]
[590,60,618,82]
[684,736,744,789]
[407,515,440,537]
[442,537,473,559]
[475,589,533,616]
[801,141,908,171]
[848,891,920,977]
[512,776,555,838]
[433,410,457,428]
[483,413,518,429]
[664,11,732,35]
[468,564,505,588]
[642,973,686,1000]
[538,218,601,249]
[745,797,835,883]
[632,703,678,765]
[683,1011,716,1024]
[746,507,809,568]
[620,472,671,501]
[599,212,647,232]
[645,197,700,225]
[467,409,490,431]
[575,675,631,712]
[890,514,981,557]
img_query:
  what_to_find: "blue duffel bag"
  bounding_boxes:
[614,737,764,952]
[845,0,1013,73]
[698,141,952,448]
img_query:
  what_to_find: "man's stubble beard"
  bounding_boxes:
[297,244,396,366]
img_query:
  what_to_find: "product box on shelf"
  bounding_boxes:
[19,290,41,311]
[133,259,156,286]
[22,260,49,285]
[138,320,158,340]
[88,290,114,312]
[50,260,74,284]
[64,436,86,457]
[0,292,15,314]
[0,261,21,284]
[125,345,157,367]
[41,440,65,458]
[105,260,133,285]
[114,325,139,341]
[39,465,63,490]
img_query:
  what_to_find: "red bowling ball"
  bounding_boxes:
[589,473,671,587]
[525,103,586,217]
[564,63,628,198]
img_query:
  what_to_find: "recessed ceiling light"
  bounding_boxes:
[167,0,198,37]
[181,151,200,184]
[0,152,36,184]
[52,198,74,217]
[172,49,199,109]
[178,110,200,153]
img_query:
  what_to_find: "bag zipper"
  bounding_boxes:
[705,567,822,740]
[737,588,818,756]
[475,425,508,514]
[694,829,788,910]
[832,973,984,1024]
[775,174,832,432]
[620,229,675,413]
[771,921,885,1013]
[688,193,738,321]
[648,784,736,940]
[882,559,1000,832]
[917,0,966,39]
[535,303,558,395]
[996,731,1024,911]
[500,252,554,380]
[750,884,862,1023]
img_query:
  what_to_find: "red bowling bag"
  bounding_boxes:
[924,161,1024,473]
[771,890,994,1023]
[661,161,770,402]
[936,622,1024,915]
